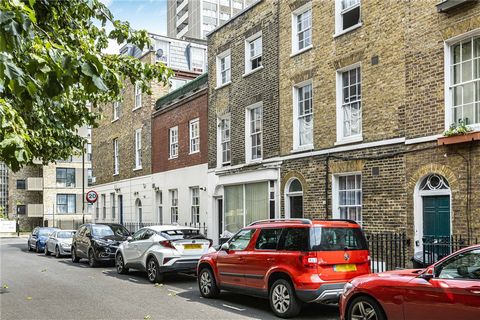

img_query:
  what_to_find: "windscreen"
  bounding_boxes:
[92,225,129,237]
[310,227,368,251]
[160,229,206,241]
[57,231,74,238]
[38,229,57,237]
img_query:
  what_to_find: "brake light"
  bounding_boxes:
[159,240,176,249]
[300,252,318,268]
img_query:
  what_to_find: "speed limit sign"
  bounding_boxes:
[86,190,98,204]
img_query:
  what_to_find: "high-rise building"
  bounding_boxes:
[167,0,256,39]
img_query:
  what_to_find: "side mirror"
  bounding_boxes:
[220,242,230,251]
[127,236,133,242]
[419,267,434,281]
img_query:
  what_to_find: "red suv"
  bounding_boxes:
[197,219,371,318]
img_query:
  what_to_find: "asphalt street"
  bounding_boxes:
[0,237,339,320]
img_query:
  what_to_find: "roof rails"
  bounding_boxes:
[248,219,313,226]
[323,219,359,225]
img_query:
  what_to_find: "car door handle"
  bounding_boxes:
[267,258,275,262]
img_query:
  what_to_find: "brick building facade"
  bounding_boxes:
[92,34,206,226]
[206,0,480,255]
[151,74,209,228]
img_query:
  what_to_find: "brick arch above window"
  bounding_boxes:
[282,170,308,195]
[408,163,460,194]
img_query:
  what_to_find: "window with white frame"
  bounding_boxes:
[110,192,116,220]
[170,189,178,223]
[337,66,362,141]
[448,36,480,127]
[135,128,142,169]
[245,34,262,73]
[169,78,188,93]
[191,187,200,224]
[292,4,312,54]
[113,138,119,175]
[334,174,362,223]
[169,126,178,159]
[101,194,106,219]
[134,82,142,109]
[246,104,263,161]
[293,82,313,149]
[113,101,120,120]
[216,50,231,86]
[189,119,200,154]
[218,116,231,166]
[190,46,206,72]
[56,194,76,214]
[335,0,361,34]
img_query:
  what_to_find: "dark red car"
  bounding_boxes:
[198,219,370,318]
[340,244,480,320]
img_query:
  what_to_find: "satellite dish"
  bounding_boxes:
[156,49,164,58]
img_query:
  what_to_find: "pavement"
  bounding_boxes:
[0,238,339,320]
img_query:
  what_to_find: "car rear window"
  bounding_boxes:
[310,227,368,251]
[160,229,206,241]
[57,231,74,238]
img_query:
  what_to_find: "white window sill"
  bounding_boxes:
[291,145,314,154]
[189,150,200,155]
[243,66,264,78]
[168,156,178,160]
[132,106,142,112]
[290,45,313,58]
[113,173,119,176]
[111,118,119,123]
[335,136,363,146]
[247,158,263,165]
[334,23,363,38]
[215,81,231,90]
[133,167,142,171]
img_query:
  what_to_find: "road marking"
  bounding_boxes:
[168,289,181,294]
[222,304,245,311]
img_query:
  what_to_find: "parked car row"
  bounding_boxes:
[27,220,480,319]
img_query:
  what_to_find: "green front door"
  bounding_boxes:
[423,196,450,238]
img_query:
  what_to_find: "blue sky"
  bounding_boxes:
[101,0,168,53]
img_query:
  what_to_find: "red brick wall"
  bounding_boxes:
[152,90,208,173]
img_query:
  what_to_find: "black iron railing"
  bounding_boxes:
[122,221,208,236]
[421,235,479,266]
[366,233,409,273]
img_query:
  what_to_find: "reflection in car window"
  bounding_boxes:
[438,249,480,280]
[142,229,155,240]
[57,231,74,238]
[132,229,146,241]
[310,227,368,251]
[92,225,130,237]
[255,228,282,250]
[229,229,255,251]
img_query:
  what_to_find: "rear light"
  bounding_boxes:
[159,240,176,249]
[208,239,213,248]
[300,252,318,268]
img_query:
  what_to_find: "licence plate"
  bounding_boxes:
[183,244,202,249]
[333,264,357,272]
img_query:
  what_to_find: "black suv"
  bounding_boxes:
[71,223,130,267]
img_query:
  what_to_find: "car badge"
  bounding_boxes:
[344,252,350,261]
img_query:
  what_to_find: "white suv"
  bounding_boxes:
[115,225,213,283]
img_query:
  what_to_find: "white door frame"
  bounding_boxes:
[284,178,304,219]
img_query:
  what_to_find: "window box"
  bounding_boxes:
[437,131,480,145]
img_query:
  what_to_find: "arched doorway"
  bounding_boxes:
[285,179,303,218]
[135,198,143,224]
[414,174,451,252]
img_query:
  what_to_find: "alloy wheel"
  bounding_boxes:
[55,246,60,258]
[147,259,157,282]
[116,255,124,273]
[351,301,378,320]
[199,270,212,295]
[271,284,290,315]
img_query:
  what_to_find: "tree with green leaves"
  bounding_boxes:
[0,0,172,171]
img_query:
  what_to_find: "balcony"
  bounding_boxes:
[27,177,43,191]
[27,204,44,217]
[176,10,189,29]
[176,0,188,15]
[436,0,473,12]
[177,24,189,38]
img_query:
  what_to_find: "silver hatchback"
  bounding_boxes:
[45,230,76,258]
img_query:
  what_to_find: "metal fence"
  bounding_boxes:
[420,235,479,267]
[54,218,91,231]
[122,222,208,236]
[366,232,409,273]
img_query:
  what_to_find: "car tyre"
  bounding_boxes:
[198,267,220,298]
[146,257,163,283]
[71,246,80,263]
[116,253,129,274]
[44,245,50,256]
[55,246,61,258]
[269,279,301,318]
[35,242,41,253]
[28,242,33,252]
[346,295,386,320]
[88,249,99,268]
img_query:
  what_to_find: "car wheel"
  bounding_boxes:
[71,246,80,263]
[198,267,220,298]
[44,245,50,256]
[116,253,129,274]
[35,242,41,253]
[55,246,61,258]
[28,242,33,252]
[88,249,99,268]
[347,296,385,320]
[146,257,163,283]
[269,279,301,318]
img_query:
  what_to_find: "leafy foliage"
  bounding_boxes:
[0,0,172,171]
[443,120,473,137]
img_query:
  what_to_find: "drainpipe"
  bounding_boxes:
[325,155,330,219]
